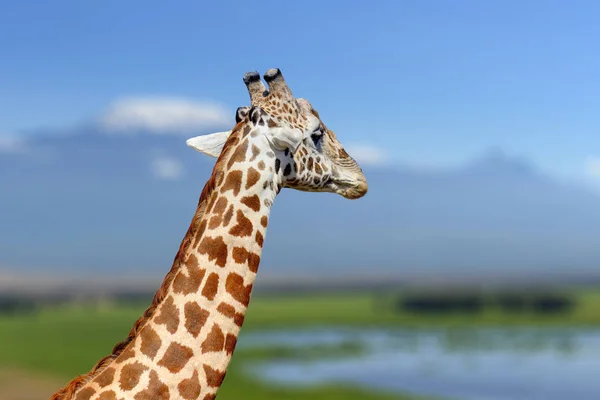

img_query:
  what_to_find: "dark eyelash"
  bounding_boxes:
[310,128,323,145]
[310,133,321,145]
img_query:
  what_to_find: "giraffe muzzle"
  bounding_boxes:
[342,179,368,199]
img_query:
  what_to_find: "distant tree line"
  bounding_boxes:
[0,290,157,315]
[0,295,38,315]
[399,292,575,315]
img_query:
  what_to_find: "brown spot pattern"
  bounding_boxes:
[241,195,261,212]
[95,367,116,388]
[201,324,225,353]
[186,253,199,268]
[257,160,265,170]
[227,139,248,169]
[315,163,323,174]
[212,196,228,215]
[203,364,226,387]
[140,326,161,360]
[97,391,117,400]
[248,252,261,273]
[261,216,268,227]
[307,158,314,170]
[221,170,242,196]
[119,362,148,391]
[184,302,210,338]
[157,343,194,374]
[198,236,228,267]
[173,261,205,295]
[226,273,253,306]
[229,210,253,237]
[246,167,261,189]
[75,387,96,400]
[232,246,249,264]
[134,371,169,400]
[178,370,202,400]
[116,346,136,363]
[222,205,234,226]
[155,296,179,334]
[201,272,219,300]
[215,170,225,186]
[225,333,238,355]
[255,231,264,247]
[205,195,217,214]
[217,302,245,326]
[194,220,207,246]
[250,144,260,162]
[208,215,222,229]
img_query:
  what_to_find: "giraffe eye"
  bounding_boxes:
[310,129,323,146]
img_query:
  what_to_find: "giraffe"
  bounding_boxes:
[50,68,368,400]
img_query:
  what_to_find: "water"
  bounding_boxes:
[241,327,600,400]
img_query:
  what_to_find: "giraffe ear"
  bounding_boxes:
[186,131,231,158]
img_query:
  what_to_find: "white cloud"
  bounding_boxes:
[584,156,600,180]
[151,156,185,181]
[344,143,388,166]
[100,96,231,134]
[0,134,28,154]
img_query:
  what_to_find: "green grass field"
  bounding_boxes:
[0,288,598,399]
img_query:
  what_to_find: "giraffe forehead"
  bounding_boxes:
[257,97,311,128]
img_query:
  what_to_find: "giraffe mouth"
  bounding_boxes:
[342,181,368,199]
[327,177,368,200]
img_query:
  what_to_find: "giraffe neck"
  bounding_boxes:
[68,129,282,400]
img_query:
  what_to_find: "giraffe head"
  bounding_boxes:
[187,68,368,199]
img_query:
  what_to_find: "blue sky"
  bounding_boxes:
[1,0,600,184]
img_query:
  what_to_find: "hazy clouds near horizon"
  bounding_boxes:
[2,126,600,282]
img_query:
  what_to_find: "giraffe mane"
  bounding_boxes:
[49,122,245,400]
